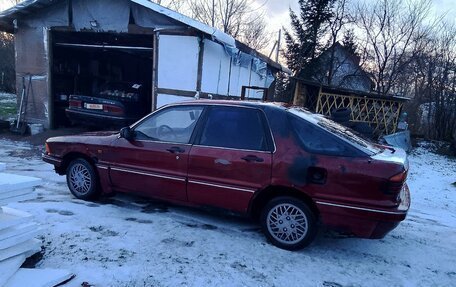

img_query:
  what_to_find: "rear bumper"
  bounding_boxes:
[317,184,410,239]
[65,109,136,127]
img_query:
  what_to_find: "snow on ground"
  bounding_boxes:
[0,139,455,287]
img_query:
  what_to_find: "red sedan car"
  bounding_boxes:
[43,101,410,250]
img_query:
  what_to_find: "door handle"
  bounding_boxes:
[166,146,185,154]
[241,155,264,163]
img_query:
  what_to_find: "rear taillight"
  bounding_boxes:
[69,100,82,108]
[390,171,407,183]
[103,104,124,115]
[45,143,51,155]
[385,170,407,194]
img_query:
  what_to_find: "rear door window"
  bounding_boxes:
[199,106,270,151]
[289,115,361,156]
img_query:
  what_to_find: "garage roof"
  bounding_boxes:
[0,0,290,73]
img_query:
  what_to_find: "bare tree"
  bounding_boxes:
[150,0,184,13]
[189,0,270,50]
[411,22,456,140]
[325,0,351,85]
[3,0,21,6]
[355,0,432,96]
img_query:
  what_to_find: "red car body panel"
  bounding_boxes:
[187,145,272,213]
[105,138,189,201]
[43,101,410,240]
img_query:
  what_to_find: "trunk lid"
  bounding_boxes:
[371,146,408,169]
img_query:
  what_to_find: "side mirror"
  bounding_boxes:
[119,127,133,141]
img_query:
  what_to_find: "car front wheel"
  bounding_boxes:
[261,196,317,250]
[66,158,99,200]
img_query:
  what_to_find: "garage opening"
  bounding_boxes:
[51,31,153,128]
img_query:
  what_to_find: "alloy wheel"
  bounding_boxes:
[266,203,309,244]
[69,163,92,195]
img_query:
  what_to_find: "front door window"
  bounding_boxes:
[134,106,203,143]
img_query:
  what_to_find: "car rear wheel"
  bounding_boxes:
[260,196,317,250]
[66,158,99,200]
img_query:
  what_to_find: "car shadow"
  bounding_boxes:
[95,192,261,234]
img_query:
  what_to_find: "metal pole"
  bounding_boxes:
[275,29,281,62]
[268,41,277,59]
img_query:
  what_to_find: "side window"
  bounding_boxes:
[199,107,269,151]
[134,106,203,144]
[289,115,353,156]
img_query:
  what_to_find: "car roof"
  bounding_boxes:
[168,100,290,110]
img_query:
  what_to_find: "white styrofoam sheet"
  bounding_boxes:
[0,173,42,193]
[0,223,38,242]
[0,239,41,262]
[0,254,25,287]
[156,94,194,109]
[0,207,33,231]
[0,163,5,171]
[201,39,230,95]
[5,268,74,287]
[0,193,36,206]
[0,228,41,251]
[0,188,35,200]
[228,62,251,97]
[158,35,199,92]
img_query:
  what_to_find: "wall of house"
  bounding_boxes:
[310,47,371,93]
[330,48,371,92]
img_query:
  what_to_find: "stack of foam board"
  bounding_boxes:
[0,164,74,286]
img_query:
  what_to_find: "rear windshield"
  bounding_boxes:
[288,108,383,155]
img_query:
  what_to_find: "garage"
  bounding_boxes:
[51,31,153,127]
[0,0,286,129]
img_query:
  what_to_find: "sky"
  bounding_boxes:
[259,0,456,34]
[0,0,455,57]
[256,0,456,58]
[1,0,454,30]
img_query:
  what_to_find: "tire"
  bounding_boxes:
[352,122,374,139]
[336,120,352,127]
[66,158,99,200]
[331,108,351,122]
[260,196,317,250]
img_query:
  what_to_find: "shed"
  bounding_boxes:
[0,0,286,128]
[292,78,409,137]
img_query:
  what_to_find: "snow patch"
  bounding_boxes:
[0,139,454,286]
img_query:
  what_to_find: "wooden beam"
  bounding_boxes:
[196,36,204,93]
[151,32,159,111]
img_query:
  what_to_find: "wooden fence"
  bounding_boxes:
[315,91,404,136]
